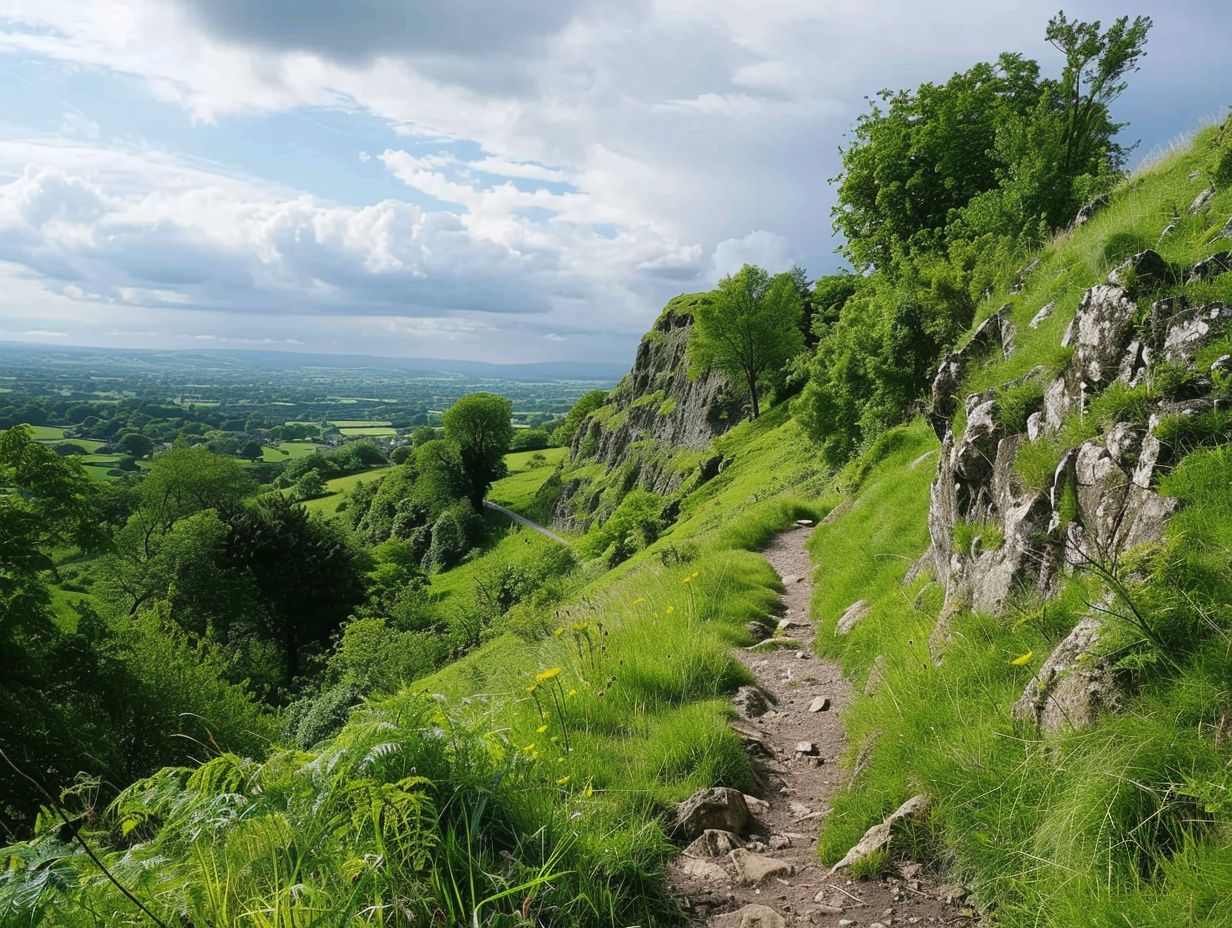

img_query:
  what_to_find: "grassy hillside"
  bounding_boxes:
[7,406,829,927]
[809,126,1232,926]
[8,116,1232,928]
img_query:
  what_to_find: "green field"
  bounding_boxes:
[26,424,66,441]
[329,419,392,428]
[338,426,397,437]
[302,467,391,516]
[261,441,323,463]
[503,446,566,472]
[487,447,567,518]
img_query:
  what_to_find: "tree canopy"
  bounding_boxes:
[442,393,513,510]
[688,264,805,419]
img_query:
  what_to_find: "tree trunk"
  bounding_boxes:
[746,370,761,419]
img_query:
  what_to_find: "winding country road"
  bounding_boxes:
[481,499,569,545]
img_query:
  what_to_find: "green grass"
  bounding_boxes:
[807,130,1232,927]
[487,448,568,519]
[504,446,567,472]
[329,419,392,427]
[301,467,392,516]
[261,441,323,462]
[338,426,397,437]
[10,402,829,927]
[24,424,66,441]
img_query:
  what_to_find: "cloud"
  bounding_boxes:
[0,0,1223,362]
[0,142,705,337]
[712,230,797,280]
[545,332,567,342]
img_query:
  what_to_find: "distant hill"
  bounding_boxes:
[0,341,624,383]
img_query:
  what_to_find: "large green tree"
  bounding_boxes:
[223,495,368,684]
[688,264,804,419]
[442,393,513,510]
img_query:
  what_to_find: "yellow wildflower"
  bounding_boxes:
[567,688,578,698]
[665,605,674,615]
[553,626,565,637]
[536,724,548,734]
[523,743,536,753]
[535,667,562,683]
[632,597,646,606]
[556,775,571,785]
[1011,651,1034,666]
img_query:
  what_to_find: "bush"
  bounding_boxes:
[580,490,664,565]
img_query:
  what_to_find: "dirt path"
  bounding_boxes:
[481,499,569,545]
[669,525,959,928]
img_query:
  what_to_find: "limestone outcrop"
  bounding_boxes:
[550,293,745,531]
[926,270,1230,672]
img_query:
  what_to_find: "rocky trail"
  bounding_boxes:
[668,525,966,928]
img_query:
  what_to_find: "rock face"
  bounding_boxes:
[675,787,752,842]
[1012,614,1122,731]
[927,275,1231,626]
[550,293,745,531]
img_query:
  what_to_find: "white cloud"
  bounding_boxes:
[712,230,797,280]
[0,0,1221,361]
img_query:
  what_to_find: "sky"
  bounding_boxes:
[0,1,1227,365]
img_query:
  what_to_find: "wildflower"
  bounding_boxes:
[632,597,646,606]
[556,775,571,786]
[536,724,548,734]
[567,688,577,698]
[665,605,674,615]
[1011,651,1034,666]
[582,781,594,798]
[553,626,565,637]
[535,667,563,683]
[523,743,536,753]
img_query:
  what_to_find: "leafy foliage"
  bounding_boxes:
[688,264,805,418]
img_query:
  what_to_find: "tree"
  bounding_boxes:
[223,495,368,683]
[294,470,326,500]
[139,443,255,533]
[115,432,154,459]
[240,439,264,462]
[442,393,513,510]
[0,427,105,831]
[1046,12,1152,180]
[688,265,805,419]
[832,54,1043,269]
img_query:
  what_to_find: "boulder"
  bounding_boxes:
[1012,615,1123,732]
[1070,194,1110,229]
[808,696,832,713]
[729,848,794,885]
[836,599,870,635]
[1011,256,1041,293]
[674,787,751,842]
[1108,249,1170,290]
[733,685,775,719]
[1214,216,1232,242]
[1064,284,1139,386]
[927,304,1014,438]
[829,794,930,873]
[1029,300,1056,329]
[1190,186,1216,214]
[684,829,742,858]
[678,855,729,883]
[1186,251,1232,283]
[1160,302,1232,366]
